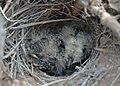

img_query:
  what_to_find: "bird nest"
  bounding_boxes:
[1,0,120,86]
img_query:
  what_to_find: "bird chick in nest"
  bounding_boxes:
[27,26,88,76]
[62,26,86,66]
[47,26,87,75]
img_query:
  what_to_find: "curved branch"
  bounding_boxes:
[75,0,120,37]
[90,5,120,37]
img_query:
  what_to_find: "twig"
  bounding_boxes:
[0,6,18,22]
[2,30,30,60]
[8,4,59,19]
[111,70,120,86]
[10,52,16,78]
[9,19,76,30]
[3,0,12,12]
[5,20,27,30]
[17,66,31,86]
[81,76,91,86]
[7,31,15,38]
[16,60,46,84]
[63,52,99,85]
[41,79,66,86]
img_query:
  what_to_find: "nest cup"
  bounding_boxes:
[23,21,94,76]
[3,0,98,83]
[4,21,95,78]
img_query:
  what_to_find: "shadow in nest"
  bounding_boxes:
[24,21,95,76]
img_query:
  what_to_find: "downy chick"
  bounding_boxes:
[62,26,86,65]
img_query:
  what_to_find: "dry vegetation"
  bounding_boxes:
[0,0,120,86]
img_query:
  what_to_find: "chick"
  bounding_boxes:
[62,26,86,65]
[28,26,88,76]
[65,34,85,64]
